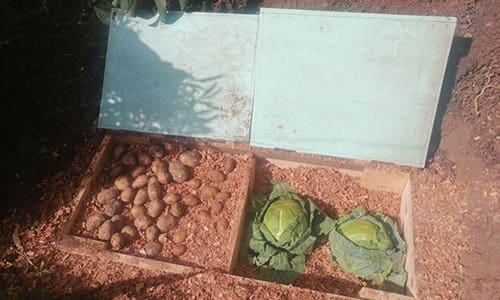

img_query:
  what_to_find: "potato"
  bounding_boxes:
[114,175,131,190]
[171,244,186,256]
[168,160,190,183]
[147,177,162,201]
[110,233,126,250]
[172,230,187,244]
[215,191,231,202]
[109,165,124,178]
[210,202,223,216]
[121,152,137,169]
[120,187,136,203]
[179,150,202,167]
[223,158,237,174]
[97,188,119,205]
[148,200,164,218]
[104,199,123,217]
[133,189,148,206]
[170,202,185,218]
[198,210,210,223]
[97,220,115,240]
[132,175,148,189]
[185,178,202,189]
[134,215,152,230]
[111,214,127,230]
[131,166,146,178]
[157,215,178,232]
[121,225,139,241]
[148,144,165,159]
[200,186,219,199]
[151,160,167,174]
[144,241,162,257]
[216,217,229,233]
[131,205,147,218]
[138,153,152,166]
[207,170,226,183]
[86,213,107,231]
[145,225,160,241]
[163,192,180,205]
[157,169,172,185]
[112,144,127,160]
[183,195,199,207]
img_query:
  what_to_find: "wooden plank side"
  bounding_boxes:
[400,180,416,298]
[60,134,114,235]
[358,287,415,300]
[360,168,410,194]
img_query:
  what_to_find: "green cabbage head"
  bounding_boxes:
[244,181,334,284]
[329,207,407,293]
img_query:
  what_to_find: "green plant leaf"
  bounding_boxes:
[94,6,111,25]
[120,0,129,10]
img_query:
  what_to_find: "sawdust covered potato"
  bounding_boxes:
[121,152,137,169]
[97,188,119,205]
[168,160,190,183]
[147,177,162,201]
[171,230,187,244]
[200,186,219,199]
[186,178,202,189]
[132,174,149,189]
[131,205,147,218]
[197,210,210,223]
[112,144,127,160]
[138,153,152,166]
[134,215,152,230]
[133,189,148,206]
[216,217,229,233]
[130,166,146,178]
[109,165,124,179]
[163,192,180,205]
[157,215,178,232]
[179,150,202,167]
[144,241,162,257]
[207,170,226,183]
[210,202,223,216]
[223,158,237,174]
[171,244,186,256]
[215,191,231,202]
[86,213,107,231]
[145,225,160,241]
[148,144,165,159]
[183,195,199,207]
[104,199,123,217]
[120,187,136,203]
[114,175,131,190]
[110,232,126,250]
[97,220,115,241]
[147,200,164,218]
[121,225,139,241]
[111,214,127,230]
[170,202,185,217]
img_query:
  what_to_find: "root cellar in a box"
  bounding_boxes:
[65,136,254,272]
[234,158,405,298]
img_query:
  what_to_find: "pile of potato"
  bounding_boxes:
[84,142,237,258]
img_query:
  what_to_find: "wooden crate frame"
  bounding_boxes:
[57,133,416,300]
[57,133,256,274]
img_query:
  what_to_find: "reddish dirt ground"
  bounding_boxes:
[1,0,499,299]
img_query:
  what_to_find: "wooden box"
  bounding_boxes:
[58,134,416,300]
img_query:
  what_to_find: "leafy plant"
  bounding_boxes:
[93,0,187,25]
[243,181,334,284]
[329,207,407,293]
